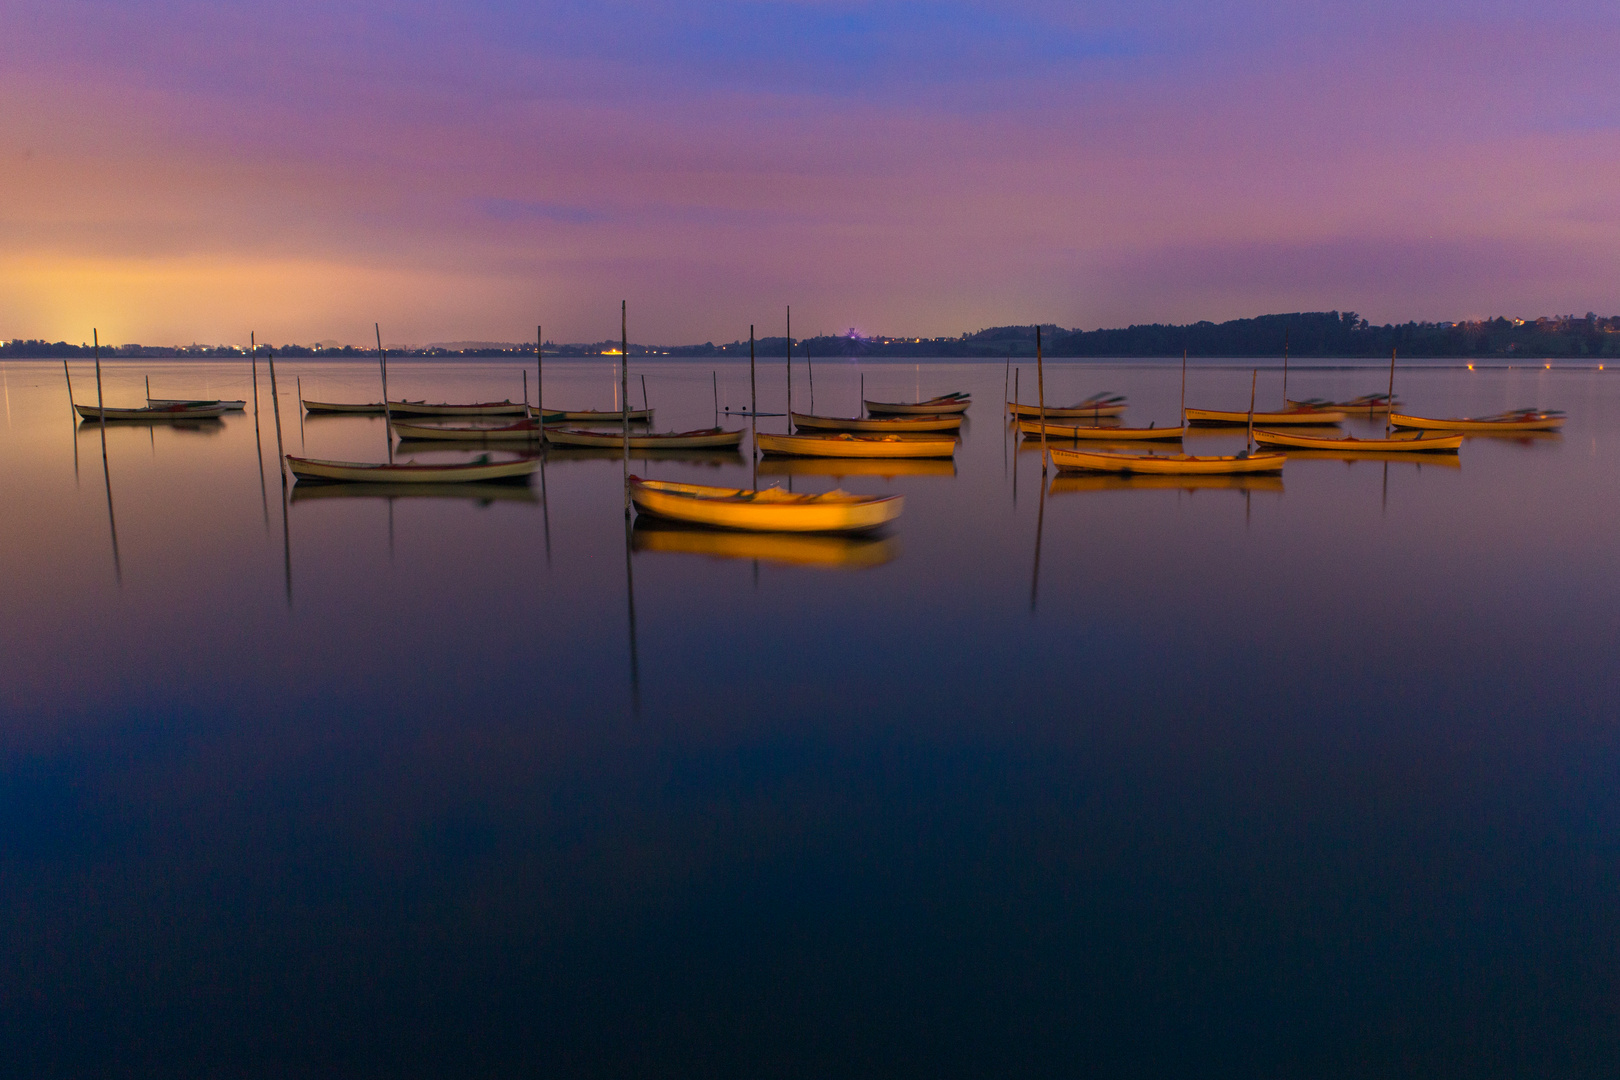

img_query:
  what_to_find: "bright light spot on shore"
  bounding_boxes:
[1467,363,1474,370]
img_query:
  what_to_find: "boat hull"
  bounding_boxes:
[1286,397,1399,414]
[1018,419,1184,441]
[302,400,386,413]
[75,403,228,421]
[286,455,539,484]
[1254,429,1463,452]
[791,412,963,433]
[544,427,744,449]
[1186,408,1345,425]
[755,432,957,458]
[147,398,246,411]
[1390,412,1565,432]
[1007,401,1127,418]
[863,396,971,415]
[629,477,903,533]
[1049,447,1286,475]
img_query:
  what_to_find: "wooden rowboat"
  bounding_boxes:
[303,399,387,413]
[1007,394,1127,419]
[1286,395,1400,414]
[1253,428,1463,452]
[291,481,539,504]
[632,520,898,568]
[544,426,744,449]
[392,418,549,441]
[791,411,963,433]
[530,406,654,423]
[286,454,539,484]
[1185,406,1344,426]
[629,476,903,533]
[147,397,247,411]
[75,402,228,421]
[864,392,971,415]
[1017,419,1184,441]
[1390,409,1565,432]
[388,399,528,416]
[755,432,957,458]
[1049,446,1285,475]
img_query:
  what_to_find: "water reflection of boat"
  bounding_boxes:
[629,476,903,533]
[756,431,956,458]
[1050,473,1285,494]
[757,456,956,478]
[543,445,745,466]
[1017,419,1183,441]
[632,519,897,568]
[291,481,539,504]
[1278,449,1462,467]
[79,416,224,434]
[1050,447,1286,475]
[545,426,745,449]
[393,418,547,441]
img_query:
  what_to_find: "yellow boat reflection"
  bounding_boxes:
[1049,473,1285,494]
[757,456,956,478]
[631,520,898,568]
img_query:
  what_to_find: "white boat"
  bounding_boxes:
[147,397,246,411]
[387,399,528,416]
[75,402,228,421]
[530,406,654,423]
[863,393,971,415]
[543,427,745,449]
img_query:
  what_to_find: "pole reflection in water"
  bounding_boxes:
[623,514,641,714]
[92,330,121,584]
[266,348,292,606]
[62,358,79,483]
[1030,459,1047,612]
[539,450,552,567]
[251,337,269,532]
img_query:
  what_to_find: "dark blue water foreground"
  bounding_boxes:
[1,357,1617,1077]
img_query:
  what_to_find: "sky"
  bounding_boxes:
[3,0,1619,346]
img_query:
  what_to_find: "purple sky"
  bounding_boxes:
[4,1,1618,344]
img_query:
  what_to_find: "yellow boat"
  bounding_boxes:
[629,476,903,533]
[1006,395,1126,418]
[544,426,744,449]
[1017,419,1183,441]
[632,520,898,568]
[1051,473,1285,493]
[1185,406,1344,425]
[1049,447,1285,475]
[757,456,956,478]
[791,411,963,433]
[1253,429,1463,452]
[1390,409,1565,432]
[755,432,957,458]
[530,406,654,423]
[286,454,539,484]
[863,393,971,415]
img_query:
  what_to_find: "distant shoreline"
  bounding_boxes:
[7,310,1618,360]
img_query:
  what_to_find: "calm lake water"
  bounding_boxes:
[2,355,1617,1077]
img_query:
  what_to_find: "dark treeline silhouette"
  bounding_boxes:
[8,310,1620,359]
